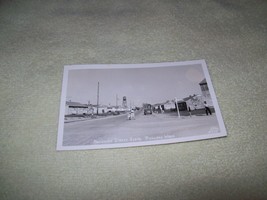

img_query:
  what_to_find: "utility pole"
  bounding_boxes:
[97,82,99,115]
[175,97,181,118]
[116,94,118,107]
[87,100,90,115]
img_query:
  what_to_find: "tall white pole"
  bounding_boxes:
[175,97,181,118]
[116,94,118,107]
[97,82,99,115]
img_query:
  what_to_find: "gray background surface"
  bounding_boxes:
[0,0,266,199]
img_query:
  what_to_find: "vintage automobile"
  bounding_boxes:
[143,104,152,115]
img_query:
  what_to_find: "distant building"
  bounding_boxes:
[153,100,187,112]
[159,101,175,110]
[90,104,109,114]
[183,95,203,110]
[65,101,88,115]
[98,105,108,114]
[65,101,111,115]
[199,78,210,98]
[199,78,213,107]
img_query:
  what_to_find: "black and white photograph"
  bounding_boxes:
[57,60,227,150]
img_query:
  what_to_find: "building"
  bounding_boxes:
[183,95,203,110]
[65,101,89,115]
[199,78,213,107]
[199,78,210,98]
[65,101,111,116]
[153,100,187,112]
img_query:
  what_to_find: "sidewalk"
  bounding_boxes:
[64,113,129,123]
[151,111,214,120]
[64,116,97,123]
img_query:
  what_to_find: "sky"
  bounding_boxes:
[66,64,205,107]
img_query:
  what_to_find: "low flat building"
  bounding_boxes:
[65,101,88,115]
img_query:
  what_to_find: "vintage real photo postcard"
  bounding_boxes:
[57,60,227,150]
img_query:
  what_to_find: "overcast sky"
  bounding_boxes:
[66,64,205,107]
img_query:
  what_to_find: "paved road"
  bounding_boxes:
[63,110,220,146]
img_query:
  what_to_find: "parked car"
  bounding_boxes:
[143,104,152,115]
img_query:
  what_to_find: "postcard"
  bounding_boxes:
[57,60,227,150]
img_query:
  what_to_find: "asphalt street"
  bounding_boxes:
[63,110,220,146]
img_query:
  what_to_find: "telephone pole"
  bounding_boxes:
[175,97,181,118]
[116,94,118,107]
[97,82,99,115]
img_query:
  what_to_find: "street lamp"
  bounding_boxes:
[175,97,181,118]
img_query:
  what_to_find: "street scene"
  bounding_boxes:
[63,110,219,146]
[58,61,227,150]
